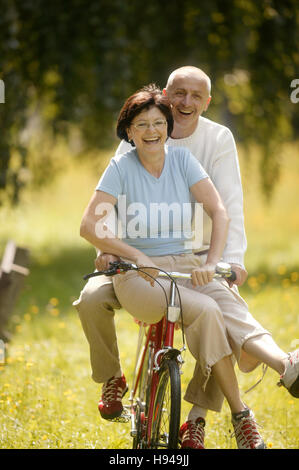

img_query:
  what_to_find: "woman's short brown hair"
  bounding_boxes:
[116,84,173,144]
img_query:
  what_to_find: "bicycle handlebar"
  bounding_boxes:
[83,260,237,282]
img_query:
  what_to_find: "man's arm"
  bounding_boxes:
[210,128,248,285]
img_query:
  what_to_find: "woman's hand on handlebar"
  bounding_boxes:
[191,263,216,286]
[135,254,159,287]
[95,253,121,271]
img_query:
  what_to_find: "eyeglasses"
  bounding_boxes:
[131,119,167,131]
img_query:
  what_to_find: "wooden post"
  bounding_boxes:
[0,240,30,342]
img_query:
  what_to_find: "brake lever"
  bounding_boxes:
[83,261,133,281]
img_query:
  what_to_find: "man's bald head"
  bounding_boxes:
[166,66,211,96]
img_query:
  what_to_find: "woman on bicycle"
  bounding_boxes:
[79,85,269,448]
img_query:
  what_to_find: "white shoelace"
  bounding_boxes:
[183,420,205,447]
[231,411,264,449]
[102,378,123,402]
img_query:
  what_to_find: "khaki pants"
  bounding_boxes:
[74,253,270,412]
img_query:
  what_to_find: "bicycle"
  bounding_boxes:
[83,260,236,449]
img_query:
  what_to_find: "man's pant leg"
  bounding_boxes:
[73,275,122,383]
[184,279,271,408]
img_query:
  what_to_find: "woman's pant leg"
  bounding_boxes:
[73,275,122,383]
[113,256,233,412]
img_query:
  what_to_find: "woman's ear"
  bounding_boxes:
[126,127,132,141]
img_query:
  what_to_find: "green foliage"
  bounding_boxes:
[0,0,298,203]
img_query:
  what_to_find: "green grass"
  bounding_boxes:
[0,142,298,449]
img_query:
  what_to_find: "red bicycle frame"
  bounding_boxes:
[129,275,184,446]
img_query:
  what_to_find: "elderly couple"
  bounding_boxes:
[74,66,299,449]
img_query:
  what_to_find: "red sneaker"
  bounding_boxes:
[98,374,128,420]
[179,417,205,449]
[231,408,266,449]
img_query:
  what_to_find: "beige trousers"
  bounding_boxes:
[74,253,270,412]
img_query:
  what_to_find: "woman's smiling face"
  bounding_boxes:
[127,106,168,157]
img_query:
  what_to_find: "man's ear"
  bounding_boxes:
[204,96,212,111]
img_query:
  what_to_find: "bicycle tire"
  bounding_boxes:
[132,345,152,449]
[150,358,181,449]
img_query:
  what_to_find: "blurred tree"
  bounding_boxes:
[0,0,298,203]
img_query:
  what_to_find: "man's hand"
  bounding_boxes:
[228,264,248,287]
[95,253,121,271]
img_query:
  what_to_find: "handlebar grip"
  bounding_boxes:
[227,270,237,282]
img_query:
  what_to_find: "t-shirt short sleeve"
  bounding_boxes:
[183,148,209,187]
[96,158,123,199]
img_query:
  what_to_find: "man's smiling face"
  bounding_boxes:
[165,70,211,138]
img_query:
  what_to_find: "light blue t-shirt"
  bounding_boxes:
[96,145,208,256]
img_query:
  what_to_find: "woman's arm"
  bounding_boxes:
[80,190,159,284]
[190,178,230,285]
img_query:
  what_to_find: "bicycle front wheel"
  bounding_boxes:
[150,358,181,449]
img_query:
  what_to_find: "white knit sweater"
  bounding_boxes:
[115,116,247,268]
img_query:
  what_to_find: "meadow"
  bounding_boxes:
[0,141,298,449]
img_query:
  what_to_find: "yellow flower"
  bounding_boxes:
[290,272,299,282]
[277,265,287,275]
[248,276,258,289]
[257,273,266,283]
[30,305,39,314]
[50,308,59,316]
[267,442,273,448]
[24,313,31,322]
[49,297,59,306]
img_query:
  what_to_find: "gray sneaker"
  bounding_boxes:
[278,349,299,398]
[231,408,266,449]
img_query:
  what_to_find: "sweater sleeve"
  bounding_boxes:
[211,127,247,268]
[115,139,133,155]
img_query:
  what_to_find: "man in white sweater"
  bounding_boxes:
[74,67,299,449]
[116,70,247,279]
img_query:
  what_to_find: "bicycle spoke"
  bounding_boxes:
[150,359,181,449]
